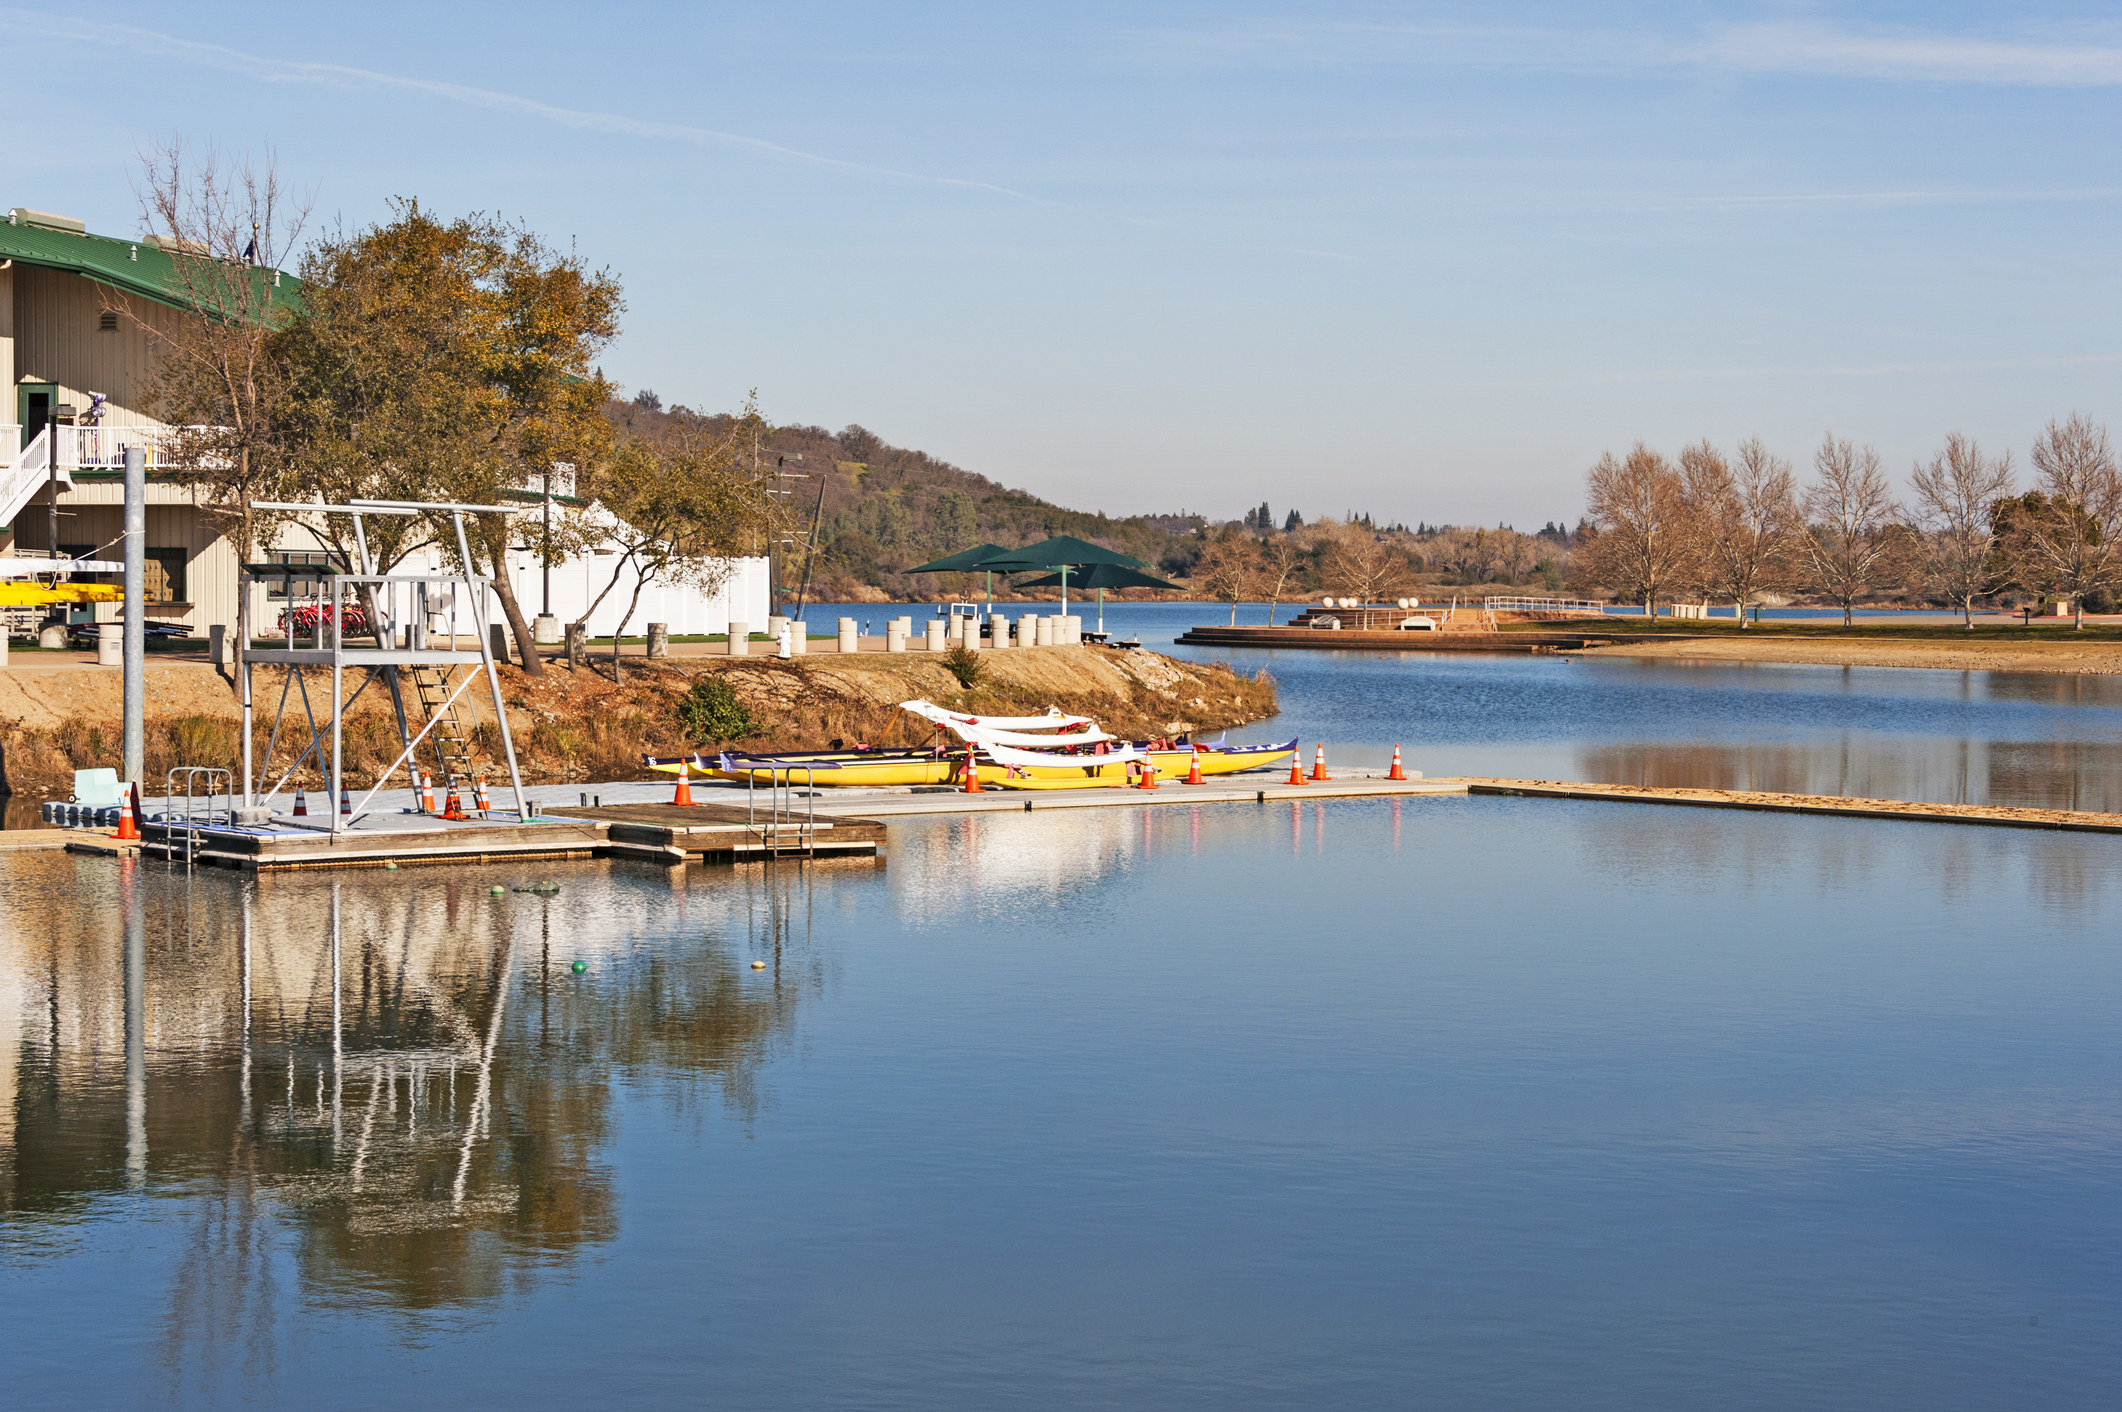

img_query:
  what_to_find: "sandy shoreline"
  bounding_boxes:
[1571,635,2122,675]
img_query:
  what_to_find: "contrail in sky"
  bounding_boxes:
[1,12,1048,203]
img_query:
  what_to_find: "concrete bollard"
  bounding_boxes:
[727,621,749,656]
[925,619,947,652]
[887,624,906,652]
[839,617,858,653]
[209,623,226,667]
[0,625,8,667]
[489,623,511,663]
[1064,615,1082,645]
[646,622,669,658]
[39,623,68,650]
[990,614,1011,649]
[534,613,560,644]
[766,615,789,643]
[98,630,122,666]
[790,621,808,655]
[1034,615,1052,647]
[964,616,982,650]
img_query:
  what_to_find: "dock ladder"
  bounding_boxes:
[408,665,476,785]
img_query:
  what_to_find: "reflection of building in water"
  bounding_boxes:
[0,856,822,1312]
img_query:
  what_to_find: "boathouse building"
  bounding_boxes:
[0,204,766,642]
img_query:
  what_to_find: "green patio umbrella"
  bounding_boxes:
[1013,561,1179,634]
[971,537,1152,617]
[903,542,1011,610]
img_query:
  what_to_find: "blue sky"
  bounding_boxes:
[6,3,2121,526]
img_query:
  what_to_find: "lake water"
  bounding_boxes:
[811,600,2122,810]
[7,645,2122,1407]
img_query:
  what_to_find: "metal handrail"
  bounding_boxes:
[164,766,233,868]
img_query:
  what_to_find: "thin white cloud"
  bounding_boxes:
[1708,22,2122,87]
[1130,16,2122,88]
[1644,187,2122,211]
[0,11,1047,202]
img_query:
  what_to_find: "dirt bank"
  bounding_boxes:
[0,647,1277,796]
[1571,635,2122,675]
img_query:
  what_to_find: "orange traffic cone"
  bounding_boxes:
[1185,749,1204,785]
[443,780,466,821]
[475,777,492,815]
[1137,755,1159,789]
[293,785,308,816]
[340,783,353,816]
[1287,752,1307,786]
[963,746,984,793]
[1310,744,1331,781]
[115,782,142,841]
[1388,745,1406,781]
[419,771,436,813]
[672,767,693,806]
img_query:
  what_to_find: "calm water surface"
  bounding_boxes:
[810,599,2122,808]
[5,787,2121,1407]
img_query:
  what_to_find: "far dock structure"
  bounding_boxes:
[1177,596,1634,652]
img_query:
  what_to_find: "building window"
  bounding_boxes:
[146,550,187,604]
[265,550,332,599]
[98,311,118,332]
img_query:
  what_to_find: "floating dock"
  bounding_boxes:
[123,798,886,872]
[21,771,2122,870]
[1173,626,1625,652]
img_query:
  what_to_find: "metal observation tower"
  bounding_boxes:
[241,499,530,833]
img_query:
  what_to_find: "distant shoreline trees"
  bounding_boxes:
[1577,414,2122,628]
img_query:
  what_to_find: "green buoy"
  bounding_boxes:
[571,960,587,974]
[491,885,506,895]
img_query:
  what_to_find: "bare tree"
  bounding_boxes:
[1683,438,1799,627]
[1191,533,1260,625]
[1802,435,1907,627]
[132,141,310,563]
[2014,413,2122,629]
[1908,432,2015,628]
[1257,534,1304,625]
[1583,444,1692,618]
[1311,519,1406,601]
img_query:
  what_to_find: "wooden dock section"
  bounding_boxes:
[812,775,1466,818]
[1452,778,2122,834]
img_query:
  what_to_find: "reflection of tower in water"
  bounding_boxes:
[0,856,827,1332]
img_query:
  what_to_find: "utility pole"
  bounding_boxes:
[123,448,145,785]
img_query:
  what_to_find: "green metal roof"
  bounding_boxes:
[0,211,300,318]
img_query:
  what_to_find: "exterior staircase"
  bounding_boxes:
[0,429,73,527]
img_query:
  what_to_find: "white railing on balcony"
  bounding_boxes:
[49,423,203,471]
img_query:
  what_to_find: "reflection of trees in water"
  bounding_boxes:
[1576,738,2122,814]
[0,856,825,1324]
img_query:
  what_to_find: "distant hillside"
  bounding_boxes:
[610,397,1210,599]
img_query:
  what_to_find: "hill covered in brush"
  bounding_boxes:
[611,396,1209,599]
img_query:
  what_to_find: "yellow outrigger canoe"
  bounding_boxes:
[643,737,1298,791]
